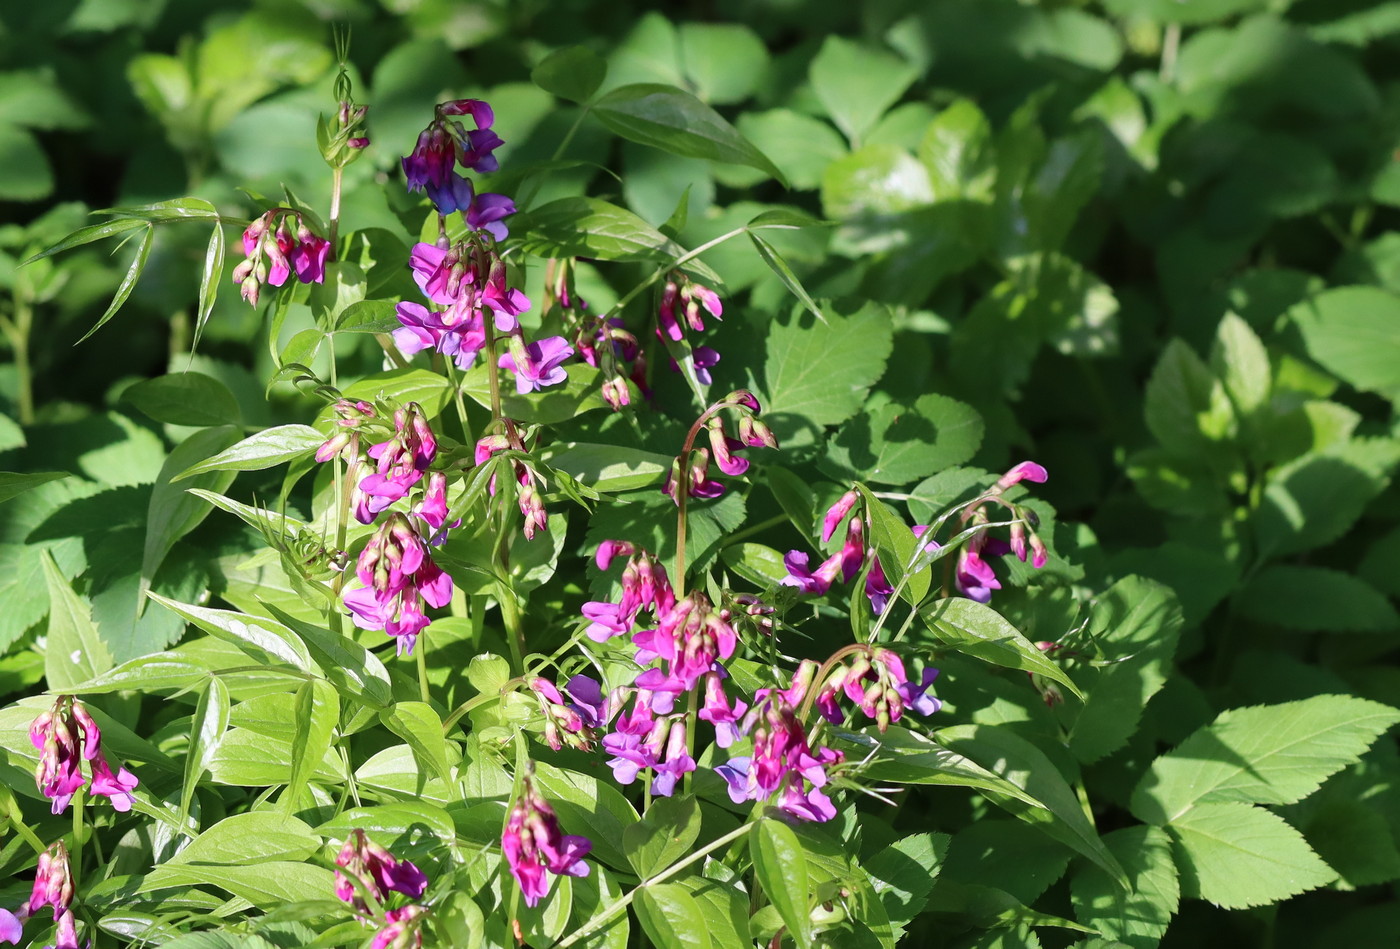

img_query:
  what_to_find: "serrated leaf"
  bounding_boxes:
[943,821,1067,907]
[1253,445,1394,558]
[0,471,70,504]
[919,99,996,200]
[919,598,1083,700]
[593,83,783,183]
[1289,285,1400,401]
[823,394,983,485]
[78,223,153,342]
[1071,825,1179,949]
[1168,802,1334,909]
[1210,313,1271,421]
[752,820,812,948]
[864,832,948,940]
[1235,565,1399,632]
[42,550,113,689]
[173,424,325,480]
[180,676,228,822]
[1143,339,1235,458]
[1130,695,1400,824]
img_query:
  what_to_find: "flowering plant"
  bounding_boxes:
[2,10,1399,949]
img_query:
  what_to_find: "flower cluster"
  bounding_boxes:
[503,774,592,908]
[781,489,916,613]
[551,261,644,411]
[334,830,429,949]
[343,513,454,656]
[528,674,610,751]
[232,209,331,306]
[663,391,777,502]
[954,461,1049,602]
[401,98,508,220]
[30,696,138,814]
[813,647,941,732]
[475,423,551,540]
[0,842,79,948]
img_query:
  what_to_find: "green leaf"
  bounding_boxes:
[859,486,930,606]
[623,794,701,878]
[65,653,211,694]
[285,679,339,810]
[749,231,826,325]
[315,802,456,850]
[593,83,784,183]
[147,594,313,672]
[919,598,1083,700]
[809,37,918,145]
[0,122,53,201]
[332,299,401,334]
[142,862,337,909]
[1067,577,1183,764]
[919,100,997,201]
[1071,825,1179,949]
[263,606,394,710]
[514,196,688,263]
[763,301,894,443]
[1235,565,1399,632]
[736,109,847,191]
[864,833,948,941]
[677,23,769,105]
[0,471,70,504]
[939,724,1127,888]
[194,222,226,350]
[752,820,813,948]
[633,882,711,949]
[540,443,671,492]
[180,676,229,822]
[533,760,640,872]
[942,821,1064,907]
[79,223,153,342]
[823,393,983,484]
[96,198,219,222]
[1143,339,1235,458]
[1210,313,1271,423]
[380,701,452,782]
[166,811,321,866]
[41,550,113,689]
[1290,285,1400,401]
[339,368,453,419]
[532,45,607,104]
[822,145,934,220]
[460,361,606,425]
[173,424,324,480]
[23,217,148,263]
[1252,444,1396,558]
[1167,802,1334,909]
[1130,695,1400,824]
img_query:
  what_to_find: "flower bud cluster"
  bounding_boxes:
[955,461,1050,603]
[814,647,941,733]
[781,489,915,614]
[0,842,79,947]
[663,391,776,502]
[343,513,454,656]
[528,674,612,751]
[502,774,593,908]
[475,423,551,541]
[30,696,139,814]
[232,209,331,306]
[659,274,726,389]
[401,98,507,219]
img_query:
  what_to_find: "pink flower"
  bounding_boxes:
[31,699,139,815]
[344,514,454,655]
[503,778,592,908]
[335,829,428,912]
[29,843,74,920]
[822,490,860,544]
[371,905,425,949]
[499,336,574,393]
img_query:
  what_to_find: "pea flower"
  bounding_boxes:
[372,905,425,949]
[334,829,428,913]
[402,98,505,216]
[503,774,592,908]
[343,514,454,655]
[232,210,331,305]
[499,336,574,394]
[29,843,74,920]
[30,697,139,814]
[355,403,438,524]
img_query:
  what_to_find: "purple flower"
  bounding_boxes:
[500,336,574,393]
[565,675,610,728]
[467,192,516,241]
[31,699,139,815]
[503,778,592,908]
[697,671,748,748]
[706,420,749,477]
[955,549,1001,603]
[898,667,942,717]
[425,172,475,216]
[371,906,425,949]
[823,490,860,544]
[582,601,630,643]
[344,514,454,655]
[650,720,696,798]
[88,754,138,811]
[998,460,1048,489]
[335,829,428,911]
[29,843,73,920]
[408,243,467,305]
[402,126,456,192]
[866,556,894,615]
[0,909,18,945]
[692,346,721,385]
[293,229,330,284]
[780,549,843,595]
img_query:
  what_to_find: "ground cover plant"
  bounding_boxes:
[3,1,1400,947]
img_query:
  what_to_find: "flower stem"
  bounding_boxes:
[329,166,344,251]
[415,635,432,704]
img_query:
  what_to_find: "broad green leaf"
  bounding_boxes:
[42,550,113,689]
[142,861,337,909]
[514,196,686,263]
[0,70,88,129]
[1143,339,1235,458]
[147,594,312,672]
[942,821,1065,907]
[65,653,211,694]
[533,760,640,871]
[918,598,1083,700]
[736,109,847,191]
[865,833,948,941]
[381,701,452,782]
[79,223,153,342]
[0,471,70,504]
[939,724,1127,888]
[622,794,701,878]
[209,727,344,787]
[541,443,671,492]
[532,45,607,104]
[315,802,456,849]
[1235,565,1399,632]
[1253,443,1397,558]
[1130,695,1400,824]
[1290,285,1400,401]
[155,934,280,949]
[919,99,996,201]
[0,415,22,452]
[166,811,321,866]
[593,83,783,183]
[264,606,394,709]
[181,676,229,822]
[809,36,917,145]
[926,882,1086,937]
[859,486,930,606]
[1210,313,1271,422]
[822,145,934,220]
[332,299,400,334]
[752,820,813,948]
[0,122,53,201]
[1071,825,1179,949]
[174,424,325,480]
[1167,802,1334,909]
[633,882,711,949]
[1068,576,1183,763]
[286,679,339,811]
[749,231,826,325]
[193,221,225,350]
[763,301,893,443]
[339,368,453,419]
[677,23,768,105]
[823,393,983,484]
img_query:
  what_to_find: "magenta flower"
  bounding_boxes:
[697,671,748,748]
[371,905,425,949]
[823,490,860,544]
[292,227,331,283]
[88,754,138,811]
[467,192,516,241]
[780,549,843,595]
[29,843,74,921]
[335,828,428,913]
[650,720,696,797]
[0,909,17,945]
[344,514,454,655]
[232,210,332,304]
[356,404,437,524]
[499,336,574,393]
[46,909,81,949]
[31,698,139,815]
[955,548,1001,603]
[503,777,592,908]
[865,556,894,614]
[998,460,1049,489]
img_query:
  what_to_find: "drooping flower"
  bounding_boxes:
[502,775,592,908]
[499,336,574,394]
[335,829,428,913]
[232,209,331,305]
[697,670,748,748]
[343,514,454,655]
[31,698,139,814]
[371,905,426,949]
[29,843,74,920]
[356,403,438,524]
[46,909,81,949]
[402,98,503,202]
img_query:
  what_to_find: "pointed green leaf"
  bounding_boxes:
[285,679,339,810]
[380,701,451,782]
[809,37,917,144]
[633,883,711,949]
[0,471,70,504]
[1071,825,1179,949]
[23,217,147,263]
[264,605,394,710]
[173,424,325,480]
[532,45,607,104]
[41,550,113,689]
[748,231,826,324]
[166,812,321,866]
[78,223,153,342]
[180,676,229,822]
[919,598,1083,700]
[622,794,701,878]
[752,819,813,948]
[124,373,242,427]
[147,594,312,672]
[1168,802,1334,909]
[194,222,226,350]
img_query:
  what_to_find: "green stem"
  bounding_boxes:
[445,361,474,445]
[719,514,787,549]
[11,297,34,425]
[70,788,85,892]
[554,823,754,949]
[329,166,344,250]
[415,635,432,705]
